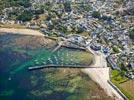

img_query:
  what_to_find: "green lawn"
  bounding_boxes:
[111,70,134,100]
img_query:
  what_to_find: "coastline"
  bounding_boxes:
[82,46,124,100]
[0,27,125,100]
[0,28,44,36]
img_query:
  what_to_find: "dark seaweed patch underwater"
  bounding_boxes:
[0,34,112,100]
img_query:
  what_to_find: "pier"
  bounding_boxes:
[28,64,102,71]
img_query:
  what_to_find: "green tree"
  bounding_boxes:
[17,10,33,22]
[64,1,72,12]
[129,29,134,40]
[92,11,101,18]
[77,26,84,34]
[0,0,31,12]
[80,3,92,12]
[120,62,127,71]
[112,46,119,53]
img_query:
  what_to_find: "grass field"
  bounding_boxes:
[111,70,134,100]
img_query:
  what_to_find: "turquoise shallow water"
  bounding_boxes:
[0,46,92,100]
[0,48,68,100]
[0,33,93,100]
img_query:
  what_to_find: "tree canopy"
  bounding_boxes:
[0,0,31,11]
[17,10,33,22]
[92,11,101,18]
[129,29,134,40]
[64,1,72,12]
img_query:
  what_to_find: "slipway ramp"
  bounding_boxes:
[82,45,127,100]
[82,68,125,100]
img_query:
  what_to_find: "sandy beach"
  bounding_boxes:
[0,28,44,36]
[82,46,124,100]
[0,27,124,100]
